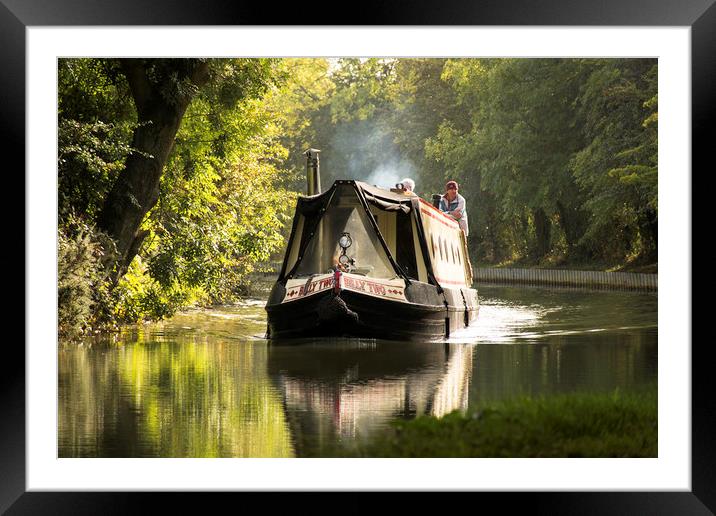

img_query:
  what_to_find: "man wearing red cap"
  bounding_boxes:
[439,180,469,236]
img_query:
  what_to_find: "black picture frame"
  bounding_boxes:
[4,0,707,513]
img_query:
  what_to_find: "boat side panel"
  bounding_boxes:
[416,197,470,289]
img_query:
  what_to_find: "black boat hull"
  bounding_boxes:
[266,284,478,341]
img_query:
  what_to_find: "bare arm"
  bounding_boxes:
[450,196,465,219]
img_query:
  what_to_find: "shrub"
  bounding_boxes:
[113,256,200,323]
[57,214,117,340]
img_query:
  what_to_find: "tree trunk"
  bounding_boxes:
[638,208,658,262]
[556,200,588,259]
[98,59,209,279]
[532,208,552,260]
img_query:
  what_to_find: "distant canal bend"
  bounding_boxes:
[58,285,657,458]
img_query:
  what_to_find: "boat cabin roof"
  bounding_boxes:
[278,180,471,288]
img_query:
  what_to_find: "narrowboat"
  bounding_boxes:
[265,149,478,341]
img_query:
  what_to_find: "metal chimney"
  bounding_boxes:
[304,148,321,195]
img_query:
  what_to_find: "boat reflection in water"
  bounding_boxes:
[267,338,474,455]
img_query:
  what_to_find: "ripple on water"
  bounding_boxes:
[449,288,656,344]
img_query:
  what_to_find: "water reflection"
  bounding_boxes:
[468,332,656,405]
[459,286,657,403]
[266,340,473,455]
[58,286,657,457]
[58,338,294,458]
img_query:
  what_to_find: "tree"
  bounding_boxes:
[390,58,466,197]
[58,58,291,328]
[572,59,658,261]
[96,59,210,279]
[58,59,136,222]
[262,58,336,193]
[146,90,296,304]
[287,58,409,187]
[97,58,280,279]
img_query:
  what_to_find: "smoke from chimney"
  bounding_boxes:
[327,120,417,191]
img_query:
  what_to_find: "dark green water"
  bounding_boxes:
[58,285,657,457]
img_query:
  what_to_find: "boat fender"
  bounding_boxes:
[333,269,343,294]
[460,289,469,328]
[442,298,450,338]
[317,293,359,324]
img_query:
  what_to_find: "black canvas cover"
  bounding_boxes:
[357,181,412,213]
[277,180,442,289]
[278,181,413,280]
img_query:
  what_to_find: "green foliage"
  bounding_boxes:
[283,58,412,187]
[263,58,335,192]
[248,57,658,267]
[58,59,137,222]
[112,256,197,323]
[146,78,296,305]
[58,119,143,220]
[58,58,134,122]
[390,58,466,196]
[58,58,296,334]
[58,213,118,340]
[572,60,658,260]
[204,58,284,110]
[330,58,397,123]
[421,58,657,265]
[427,59,591,261]
[347,388,657,457]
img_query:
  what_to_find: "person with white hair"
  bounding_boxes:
[400,178,416,195]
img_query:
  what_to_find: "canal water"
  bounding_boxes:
[58,285,657,458]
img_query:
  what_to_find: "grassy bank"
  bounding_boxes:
[348,388,657,458]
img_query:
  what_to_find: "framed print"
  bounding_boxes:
[5,0,708,512]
